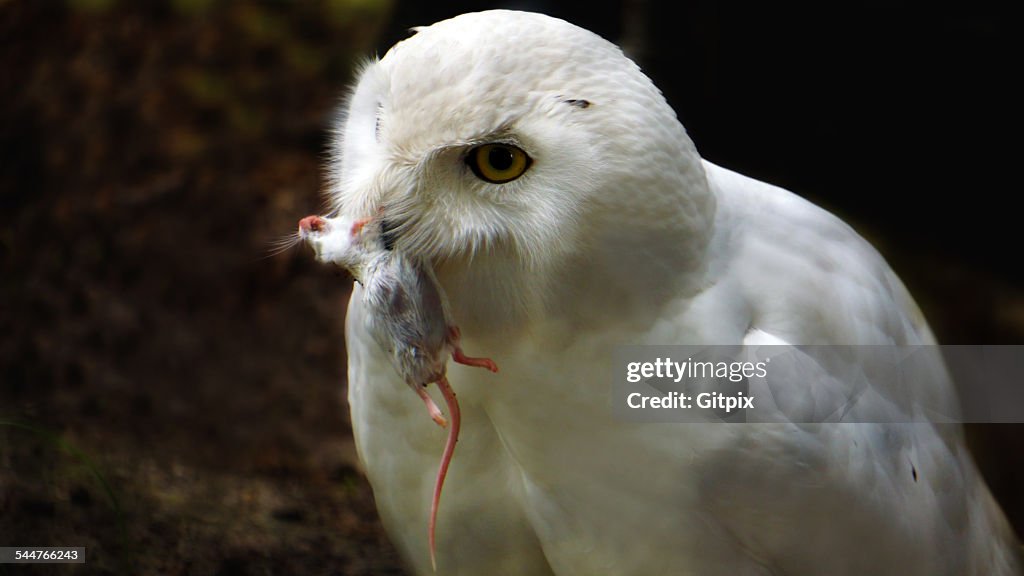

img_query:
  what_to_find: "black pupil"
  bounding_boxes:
[487,147,515,171]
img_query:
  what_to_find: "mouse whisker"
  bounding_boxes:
[263,232,304,258]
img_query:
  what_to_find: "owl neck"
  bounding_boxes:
[548,155,717,334]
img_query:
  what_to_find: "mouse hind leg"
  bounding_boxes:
[447,326,498,373]
[413,384,448,428]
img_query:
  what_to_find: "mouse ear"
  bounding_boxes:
[351,217,372,236]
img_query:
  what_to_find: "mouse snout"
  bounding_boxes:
[298,215,326,235]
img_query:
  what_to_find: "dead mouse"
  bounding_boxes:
[298,213,497,569]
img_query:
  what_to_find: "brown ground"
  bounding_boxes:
[0,2,1020,575]
[1,2,406,574]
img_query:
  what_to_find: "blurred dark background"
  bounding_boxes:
[1,0,1019,574]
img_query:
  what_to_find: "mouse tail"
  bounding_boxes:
[429,375,460,571]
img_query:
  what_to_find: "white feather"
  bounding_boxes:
[331,10,1021,575]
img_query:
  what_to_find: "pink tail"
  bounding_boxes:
[429,376,461,571]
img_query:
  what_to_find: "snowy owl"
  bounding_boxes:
[326,10,1021,575]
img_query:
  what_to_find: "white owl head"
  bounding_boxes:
[327,10,713,332]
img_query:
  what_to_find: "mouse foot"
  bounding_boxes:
[447,326,498,373]
[452,347,498,373]
[416,386,448,428]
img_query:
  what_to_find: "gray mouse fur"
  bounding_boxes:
[297,213,497,423]
[298,212,498,568]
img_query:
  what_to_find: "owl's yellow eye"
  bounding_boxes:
[467,144,531,184]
